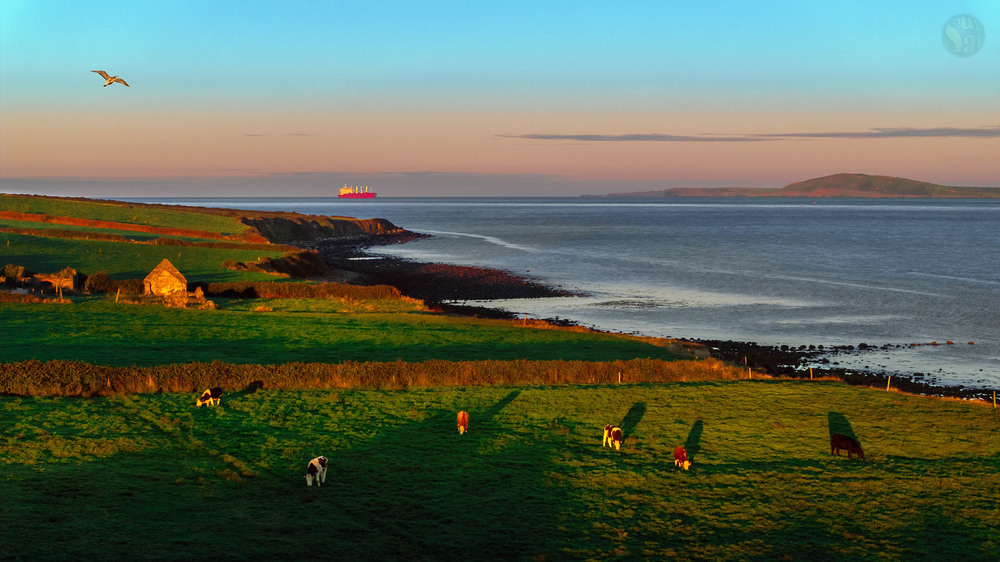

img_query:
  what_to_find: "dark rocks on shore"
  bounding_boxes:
[694,339,993,401]
[295,230,575,306]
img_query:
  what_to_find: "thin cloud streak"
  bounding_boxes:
[501,126,1000,143]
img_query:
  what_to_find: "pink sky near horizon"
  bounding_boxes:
[3,110,998,194]
[2,2,998,196]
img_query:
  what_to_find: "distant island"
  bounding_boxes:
[593,173,1000,199]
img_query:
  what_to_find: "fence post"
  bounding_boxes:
[886,375,891,391]
[810,368,813,380]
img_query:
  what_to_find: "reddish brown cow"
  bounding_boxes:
[674,445,691,470]
[830,433,864,460]
[457,410,470,434]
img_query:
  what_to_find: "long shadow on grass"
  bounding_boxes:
[827,411,857,441]
[316,389,562,560]
[619,402,646,437]
[684,419,704,461]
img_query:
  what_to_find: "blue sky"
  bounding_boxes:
[1,0,997,195]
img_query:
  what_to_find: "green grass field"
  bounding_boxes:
[2,381,997,560]
[1,231,283,281]
[0,217,226,242]
[1,194,247,235]
[2,298,688,366]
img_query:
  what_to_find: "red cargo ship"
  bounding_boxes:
[338,184,376,199]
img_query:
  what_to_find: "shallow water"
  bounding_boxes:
[135,196,1000,390]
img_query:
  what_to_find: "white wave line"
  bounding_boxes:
[908,272,1000,285]
[421,229,537,252]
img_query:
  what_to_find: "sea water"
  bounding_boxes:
[134,197,1000,390]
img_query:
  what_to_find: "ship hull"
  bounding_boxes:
[338,193,377,199]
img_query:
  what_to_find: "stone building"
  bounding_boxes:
[36,267,82,292]
[144,259,187,296]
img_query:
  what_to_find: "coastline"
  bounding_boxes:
[300,232,996,403]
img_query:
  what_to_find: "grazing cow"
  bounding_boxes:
[195,387,222,407]
[457,410,470,435]
[305,456,328,486]
[830,433,864,460]
[674,445,691,470]
[603,424,623,451]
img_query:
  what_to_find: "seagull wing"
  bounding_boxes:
[92,70,110,79]
[114,77,130,87]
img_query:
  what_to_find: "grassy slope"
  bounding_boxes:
[0,217,223,242]
[1,382,997,560]
[1,194,247,234]
[1,298,687,365]
[1,232,283,281]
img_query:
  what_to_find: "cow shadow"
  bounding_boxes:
[827,411,858,440]
[684,420,704,461]
[619,402,646,437]
[481,389,520,422]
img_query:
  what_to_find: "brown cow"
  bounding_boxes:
[457,410,470,434]
[830,433,864,460]
[674,445,691,470]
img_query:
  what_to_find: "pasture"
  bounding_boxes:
[1,231,283,282]
[2,381,998,560]
[1,298,692,366]
[1,194,248,235]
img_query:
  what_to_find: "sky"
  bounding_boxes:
[1,0,998,197]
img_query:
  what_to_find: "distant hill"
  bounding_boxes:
[598,174,1000,199]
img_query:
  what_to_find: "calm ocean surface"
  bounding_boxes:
[136,197,1000,390]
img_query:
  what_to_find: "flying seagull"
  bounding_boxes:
[91,70,130,87]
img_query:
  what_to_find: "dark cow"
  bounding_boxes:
[830,433,864,460]
[457,410,470,434]
[603,424,623,451]
[196,387,222,407]
[305,456,328,486]
[674,445,691,470]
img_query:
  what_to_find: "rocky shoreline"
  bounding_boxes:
[299,232,996,403]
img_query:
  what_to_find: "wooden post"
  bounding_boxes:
[810,368,813,380]
[115,288,121,303]
[618,371,622,384]
[994,390,997,410]
[748,367,752,379]
[886,375,891,391]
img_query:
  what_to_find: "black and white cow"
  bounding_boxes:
[305,456,328,486]
[196,387,223,407]
[603,424,623,451]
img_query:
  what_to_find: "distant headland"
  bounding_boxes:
[591,173,1000,199]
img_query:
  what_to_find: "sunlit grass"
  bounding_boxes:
[1,298,689,366]
[1,232,283,281]
[2,382,997,560]
[1,194,247,234]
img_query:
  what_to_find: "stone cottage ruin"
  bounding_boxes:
[144,259,187,296]
[142,259,215,309]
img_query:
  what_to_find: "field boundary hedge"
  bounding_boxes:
[194,280,403,299]
[0,358,748,396]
